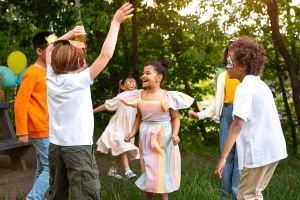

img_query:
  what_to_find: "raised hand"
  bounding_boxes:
[70,25,86,39]
[113,2,134,24]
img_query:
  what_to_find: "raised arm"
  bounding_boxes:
[89,3,134,80]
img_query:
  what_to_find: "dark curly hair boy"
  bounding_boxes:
[228,36,266,76]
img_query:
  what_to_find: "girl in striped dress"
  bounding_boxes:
[118,60,194,200]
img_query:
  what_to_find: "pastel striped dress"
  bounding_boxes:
[117,90,194,193]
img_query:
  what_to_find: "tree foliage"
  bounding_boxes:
[0,0,299,153]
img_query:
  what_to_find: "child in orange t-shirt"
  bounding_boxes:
[14,31,51,199]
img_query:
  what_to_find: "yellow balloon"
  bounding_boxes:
[7,51,27,75]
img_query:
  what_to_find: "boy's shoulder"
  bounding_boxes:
[235,75,257,95]
[240,75,260,87]
[238,75,273,99]
[24,65,46,77]
[242,75,269,89]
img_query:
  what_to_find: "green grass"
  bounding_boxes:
[99,151,221,200]
[0,194,23,200]
[99,148,300,200]
[1,146,299,200]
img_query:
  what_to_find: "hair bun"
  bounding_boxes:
[161,60,171,69]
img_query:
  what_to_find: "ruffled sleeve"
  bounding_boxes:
[104,98,119,111]
[162,91,194,111]
[115,89,140,108]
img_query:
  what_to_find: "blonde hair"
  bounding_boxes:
[51,41,86,74]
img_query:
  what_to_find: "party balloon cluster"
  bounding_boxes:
[0,51,28,88]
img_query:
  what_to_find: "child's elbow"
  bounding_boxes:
[100,52,113,60]
[171,116,180,122]
[232,116,244,131]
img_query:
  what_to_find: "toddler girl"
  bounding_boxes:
[94,76,139,179]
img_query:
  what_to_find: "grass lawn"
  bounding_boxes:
[0,145,299,200]
[99,146,300,200]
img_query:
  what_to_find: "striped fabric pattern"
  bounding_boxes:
[116,90,194,193]
[136,121,181,193]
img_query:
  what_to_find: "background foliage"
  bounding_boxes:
[0,0,299,154]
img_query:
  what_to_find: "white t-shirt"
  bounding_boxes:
[46,65,94,146]
[233,75,287,170]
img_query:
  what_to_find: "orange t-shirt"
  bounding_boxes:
[224,71,240,104]
[14,65,49,138]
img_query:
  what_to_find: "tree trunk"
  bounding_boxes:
[278,74,298,152]
[265,0,300,133]
[120,24,130,65]
[182,76,208,144]
[75,0,82,21]
[275,52,297,152]
[130,0,139,80]
[285,0,298,74]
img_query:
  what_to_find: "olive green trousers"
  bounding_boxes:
[48,144,101,200]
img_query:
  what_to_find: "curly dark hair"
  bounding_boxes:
[229,36,266,76]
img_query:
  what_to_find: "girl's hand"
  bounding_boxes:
[188,111,198,119]
[124,132,134,142]
[172,135,180,145]
[113,2,134,24]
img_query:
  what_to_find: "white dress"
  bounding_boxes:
[96,97,139,160]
